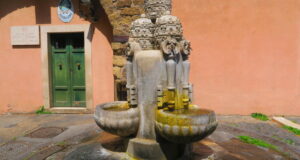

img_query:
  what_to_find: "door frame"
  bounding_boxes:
[41,24,93,113]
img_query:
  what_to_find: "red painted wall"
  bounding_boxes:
[173,0,300,115]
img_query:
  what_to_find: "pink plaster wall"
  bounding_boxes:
[173,0,300,115]
[1,0,300,115]
[0,0,114,114]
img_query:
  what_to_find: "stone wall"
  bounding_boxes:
[98,0,145,100]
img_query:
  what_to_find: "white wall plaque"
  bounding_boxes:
[11,26,40,45]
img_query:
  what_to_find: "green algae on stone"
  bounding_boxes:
[35,106,52,114]
[282,125,300,135]
[251,113,269,121]
[238,136,278,151]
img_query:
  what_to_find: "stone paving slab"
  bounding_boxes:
[273,116,300,130]
[0,114,299,160]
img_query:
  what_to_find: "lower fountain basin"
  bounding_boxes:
[94,101,140,137]
[155,105,217,143]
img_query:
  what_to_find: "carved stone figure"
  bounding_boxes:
[161,37,180,90]
[125,39,142,107]
[180,39,191,60]
[126,14,155,107]
[180,39,192,103]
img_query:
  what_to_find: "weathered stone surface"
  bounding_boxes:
[98,0,145,40]
[64,143,127,160]
[132,0,144,6]
[108,12,121,22]
[127,138,166,160]
[100,0,113,7]
[156,107,218,143]
[113,66,123,79]
[94,102,140,137]
[120,7,141,16]
[113,28,130,37]
[113,56,126,67]
[145,0,172,20]
[112,42,126,50]
[116,0,132,8]
[112,42,126,55]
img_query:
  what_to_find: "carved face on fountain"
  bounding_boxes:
[125,38,142,57]
[180,39,191,60]
[161,37,180,58]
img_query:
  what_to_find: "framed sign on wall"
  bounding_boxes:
[11,25,40,45]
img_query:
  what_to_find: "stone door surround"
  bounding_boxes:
[41,24,93,113]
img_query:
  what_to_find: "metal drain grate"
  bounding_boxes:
[26,127,66,138]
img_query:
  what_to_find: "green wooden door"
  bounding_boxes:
[50,33,86,107]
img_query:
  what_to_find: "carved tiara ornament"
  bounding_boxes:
[154,11,183,45]
[130,14,155,50]
[145,0,172,20]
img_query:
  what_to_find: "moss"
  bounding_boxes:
[284,139,295,145]
[104,103,130,111]
[56,141,67,147]
[35,106,52,114]
[282,125,300,135]
[238,135,278,151]
[156,110,192,126]
[251,113,269,121]
[272,135,295,145]
[160,90,190,111]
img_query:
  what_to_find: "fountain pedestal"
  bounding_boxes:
[127,138,166,160]
[127,50,166,159]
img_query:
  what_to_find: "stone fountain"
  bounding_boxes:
[67,0,217,159]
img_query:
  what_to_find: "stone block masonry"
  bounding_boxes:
[98,0,146,100]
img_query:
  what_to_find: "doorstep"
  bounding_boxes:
[49,107,92,114]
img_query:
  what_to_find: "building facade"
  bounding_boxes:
[0,0,300,115]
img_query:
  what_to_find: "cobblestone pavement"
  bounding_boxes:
[0,114,299,160]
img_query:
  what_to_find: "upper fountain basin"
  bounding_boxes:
[155,105,218,143]
[94,101,140,137]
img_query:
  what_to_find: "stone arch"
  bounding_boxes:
[98,0,146,100]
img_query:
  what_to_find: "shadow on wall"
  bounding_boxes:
[0,0,53,23]
[92,1,113,44]
[0,0,113,44]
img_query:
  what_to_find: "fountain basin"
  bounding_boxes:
[155,105,217,143]
[94,101,140,137]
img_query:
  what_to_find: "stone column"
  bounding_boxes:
[127,50,166,160]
